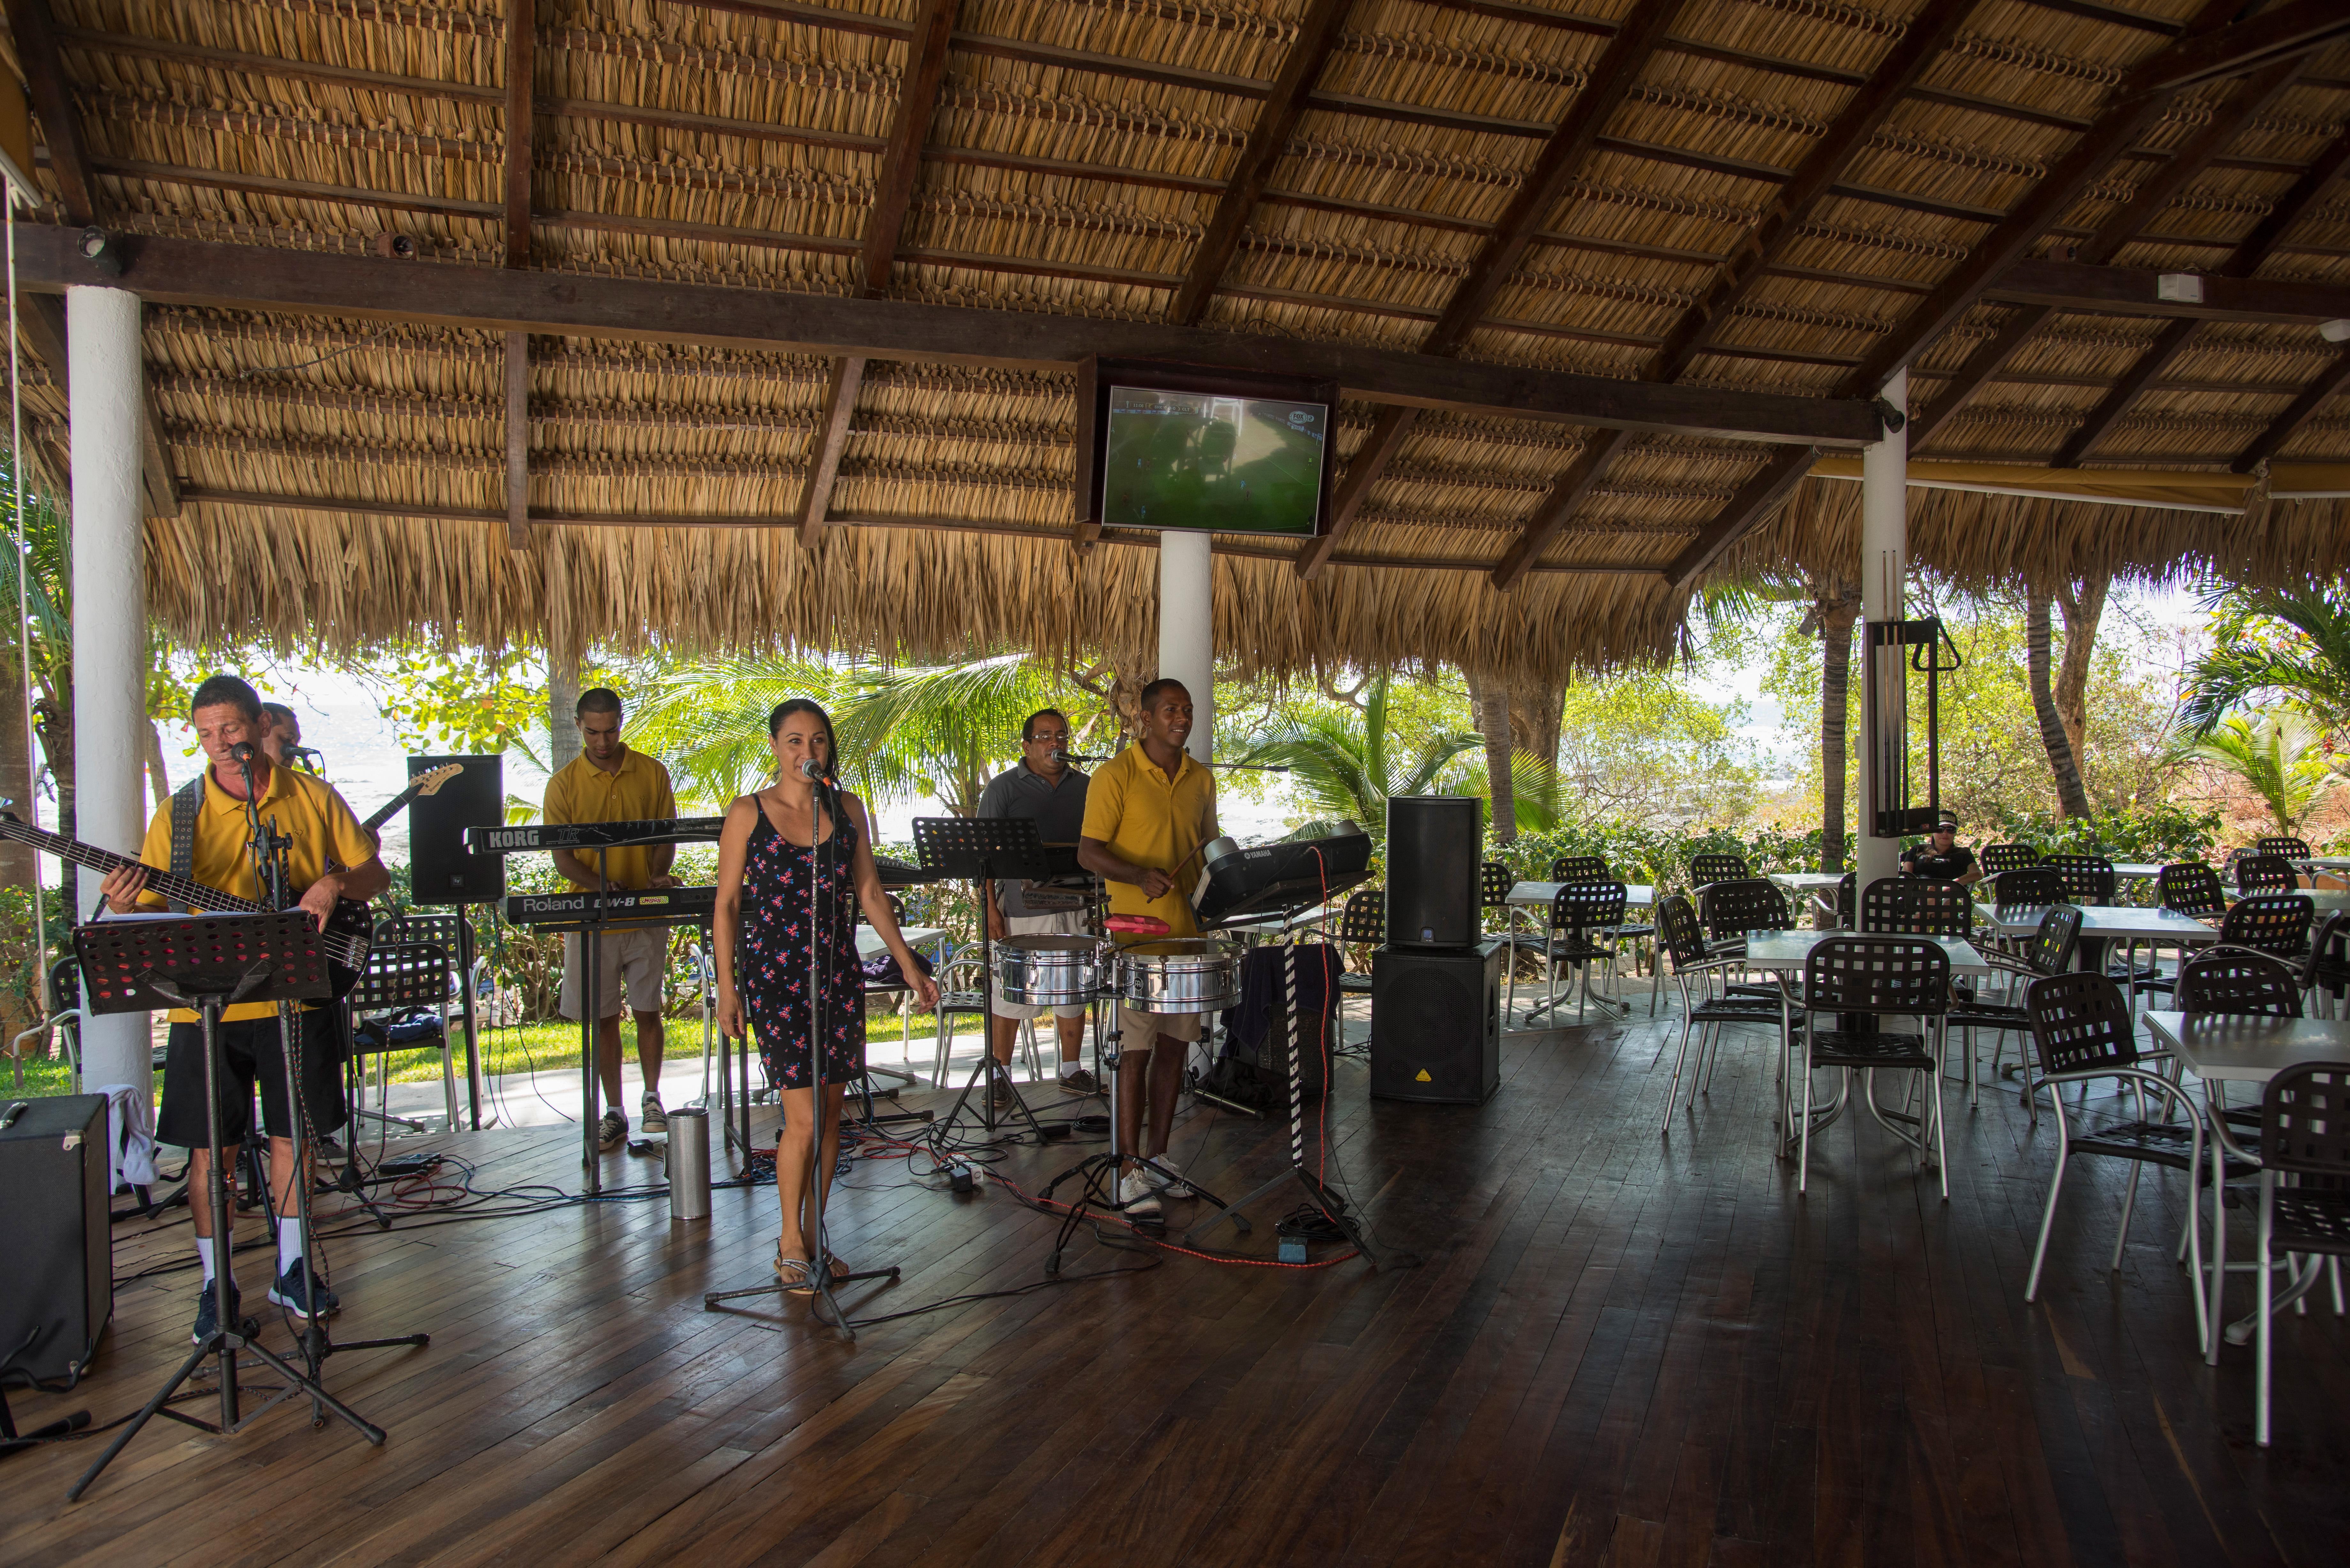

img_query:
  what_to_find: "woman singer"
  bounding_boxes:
[714,698,938,1293]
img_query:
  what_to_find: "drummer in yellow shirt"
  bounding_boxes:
[1078,678,1217,1219]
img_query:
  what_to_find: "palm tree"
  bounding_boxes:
[1231,674,1479,838]
[623,652,847,809]
[1700,570,1857,869]
[2180,580,2350,741]
[2172,712,2342,837]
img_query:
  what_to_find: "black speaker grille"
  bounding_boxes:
[407,754,506,906]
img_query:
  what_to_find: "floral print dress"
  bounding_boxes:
[739,806,866,1088]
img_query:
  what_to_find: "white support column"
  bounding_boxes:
[1157,530,1213,763]
[1856,368,1907,898]
[69,285,149,1093]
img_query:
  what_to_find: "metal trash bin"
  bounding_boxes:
[666,1107,710,1221]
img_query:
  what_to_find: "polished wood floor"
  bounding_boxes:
[6,1001,2348,1567]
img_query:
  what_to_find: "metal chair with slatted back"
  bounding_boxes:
[1860,876,1970,937]
[1540,881,1628,1025]
[1992,866,2067,911]
[1336,889,1384,1000]
[377,910,481,1124]
[1695,878,1793,1003]
[350,941,458,1132]
[1835,872,1856,931]
[1549,855,1609,884]
[1688,854,1751,890]
[2019,971,2228,1349]
[2043,853,2117,908]
[2206,1060,2350,1444]
[2237,853,2298,895]
[2160,862,2228,921]
[2302,910,2349,1019]
[1654,893,1793,1133]
[2257,836,2313,862]
[2219,893,2314,962]
[2178,946,2305,1019]
[1979,843,2039,876]
[1793,936,1952,1197]
[1947,905,2082,1114]
[1480,863,1532,1017]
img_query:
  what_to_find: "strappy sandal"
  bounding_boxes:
[784,1253,848,1297]
[772,1251,813,1292]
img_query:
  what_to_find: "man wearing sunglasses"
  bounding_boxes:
[1900,817,1981,886]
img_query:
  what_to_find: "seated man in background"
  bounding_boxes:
[1899,816,1981,885]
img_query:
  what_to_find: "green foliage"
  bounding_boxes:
[1550,668,1759,831]
[1985,803,2222,863]
[363,645,552,755]
[2169,712,2341,837]
[1229,673,1479,836]
[2179,578,2350,740]
[1484,822,1822,892]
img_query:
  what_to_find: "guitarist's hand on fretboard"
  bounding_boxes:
[100,863,154,914]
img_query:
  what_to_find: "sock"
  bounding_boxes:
[277,1217,304,1275]
[1058,1059,1082,1079]
[195,1235,217,1285]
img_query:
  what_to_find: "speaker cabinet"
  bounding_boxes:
[1370,938,1504,1104]
[0,1094,110,1383]
[408,753,506,906]
[1385,795,1482,949]
[1222,945,1340,1103]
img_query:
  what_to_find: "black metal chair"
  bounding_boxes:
[1654,893,1794,1133]
[2018,971,2228,1350]
[1695,878,1793,1002]
[1540,881,1628,1025]
[2256,835,2313,862]
[2043,852,2117,908]
[1979,842,2039,875]
[1481,862,1531,1017]
[1688,854,1752,889]
[2302,910,2349,1017]
[2160,862,2229,920]
[1860,875,1970,937]
[1549,855,1610,883]
[1792,936,1952,1197]
[1835,872,1856,931]
[1330,888,1385,1003]
[2236,853,2298,895]
[349,941,459,1132]
[2177,946,2306,1018]
[1946,905,2082,1114]
[1991,866,2067,910]
[2218,893,2314,962]
[2208,1061,2350,1445]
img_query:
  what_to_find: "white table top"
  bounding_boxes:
[2110,863,2166,879]
[1507,881,1656,910]
[1767,872,1847,890]
[1740,929,1989,977]
[2293,856,2350,872]
[857,925,944,961]
[2142,1012,2350,1084]
[1977,904,2222,942]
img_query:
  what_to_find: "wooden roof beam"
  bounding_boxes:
[1170,0,1354,326]
[1659,445,1815,592]
[504,330,529,549]
[504,0,533,268]
[6,0,97,223]
[861,0,956,296]
[2118,0,2350,96]
[1987,256,2350,323]
[2231,346,2350,473]
[797,355,864,550]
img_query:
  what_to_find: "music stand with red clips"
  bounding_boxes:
[65,912,386,1502]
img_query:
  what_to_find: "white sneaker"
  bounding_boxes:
[640,1092,667,1135]
[1144,1157,1192,1199]
[1116,1171,1162,1218]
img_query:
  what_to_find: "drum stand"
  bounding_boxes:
[913,817,1062,1146]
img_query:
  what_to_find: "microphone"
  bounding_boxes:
[797,757,834,782]
[229,741,258,762]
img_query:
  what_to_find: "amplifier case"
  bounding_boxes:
[0,1094,111,1383]
[408,753,506,906]
[1369,939,1504,1104]
[1384,795,1482,949]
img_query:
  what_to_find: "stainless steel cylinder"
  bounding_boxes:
[666,1107,710,1221]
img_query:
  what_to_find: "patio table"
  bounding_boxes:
[1505,883,1656,1024]
[1768,870,1847,924]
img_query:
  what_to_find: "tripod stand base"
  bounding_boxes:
[1183,1163,1378,1266]
[1037,1148,1252,1274]
[936,1051,1049,1144]
[704,1263,902,1341]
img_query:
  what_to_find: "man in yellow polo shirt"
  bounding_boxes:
[543,686,678,1149]
[1078,677,1217,1219]
[99,675,389,1341]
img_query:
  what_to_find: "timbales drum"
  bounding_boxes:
[1113,938,1242,1014]
[991,935,1107,1007]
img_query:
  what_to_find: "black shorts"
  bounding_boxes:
[156,1007,347,1149]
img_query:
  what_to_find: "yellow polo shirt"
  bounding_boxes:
[542,747,677,889]
[1080,743,1216,939]
[134,764,379,1021]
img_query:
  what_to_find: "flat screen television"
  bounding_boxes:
[1099,386,1331,537]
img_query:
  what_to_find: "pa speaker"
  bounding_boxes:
[0,1094,110,1383]
[1370,938,1503,1104]
[1385,795,1482,949]
[408,753,505,906]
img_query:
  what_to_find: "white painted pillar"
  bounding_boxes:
[1157,530,1213,763]
[69,285,148,1094]
[1856,368,1907,900]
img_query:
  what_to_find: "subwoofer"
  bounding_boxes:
[0,1094,110,1383]
[1370,938,1504,1104]
[1385,795,1482,949]
[407,753,505,906]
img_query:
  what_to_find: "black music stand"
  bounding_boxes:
[913,818,1059,1144]
[66,913,387,1501]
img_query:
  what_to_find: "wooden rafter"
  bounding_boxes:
[797,356,865,551]
[1294,406,1416,579]
[2117,0,2350,96]
[1169,0,1353,326]
[1660,446,1816,590]
[860,0,955,297]
[1301,0,1691,582]
[2060,125,2350,464]
[1489,430,1631,592]
[504,331,530,550]
[503,0,534,268]
[7,0,96,223]
[2232,347,2350,473]
[1988,258,2350,324]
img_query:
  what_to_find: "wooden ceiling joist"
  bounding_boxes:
[861,0,956,297]
[502,0,533,269]
[503,330,529,550]
[2233,348,2350,473]
[8,0,97,224]
[1988,259,2350,325]
[797,355,864,551]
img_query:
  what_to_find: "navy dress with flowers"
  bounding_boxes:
[739,805,866,1088]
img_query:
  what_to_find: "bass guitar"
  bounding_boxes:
[0,812,374,998]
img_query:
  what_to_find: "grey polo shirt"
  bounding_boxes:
[975,760,1090,916]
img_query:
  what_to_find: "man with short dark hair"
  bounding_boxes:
[543,686,678,1148]
[99,674,389,1340]
[977,708,1098,1100]
[259,702,302,767]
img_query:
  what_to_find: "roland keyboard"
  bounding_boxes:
[505,886,718,931]
[466,818,728,854]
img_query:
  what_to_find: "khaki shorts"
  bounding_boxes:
[1117,1007,1204,1054]
[991,910,1094,1021]
[560,925,669,1020]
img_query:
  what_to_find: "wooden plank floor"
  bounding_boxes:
[6,1004,2347,1567]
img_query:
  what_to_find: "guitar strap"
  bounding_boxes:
[165,775,207,912]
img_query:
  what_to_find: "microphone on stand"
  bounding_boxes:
[228,741,259,763]
[797,756,834,782]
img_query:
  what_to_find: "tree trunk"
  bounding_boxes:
[1508,680,1564,773]
[546,649,581,773]
[1471,674,1516,844]
[2027,592,2091,818]
[0,656,33,893]
[1817,592,1860,872]
[2053,570,2107,766]
[144,719,171,815]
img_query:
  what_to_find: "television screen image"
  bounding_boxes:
[1100,386,1329,537]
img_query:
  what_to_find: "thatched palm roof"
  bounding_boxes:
[4,0,2349,683]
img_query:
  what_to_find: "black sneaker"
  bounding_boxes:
[989,1079,1018,1109]
[267,1260,341,1319]
[598,1109,627,1149]
[1059,1068,1102,1096]
[191,1279,240,1344]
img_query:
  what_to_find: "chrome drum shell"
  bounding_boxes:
[991,935,1106,1006]
[1113,938,1242,1014]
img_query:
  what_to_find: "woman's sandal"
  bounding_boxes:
[783,1253,849,1297]
[772,1251,814,1292]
